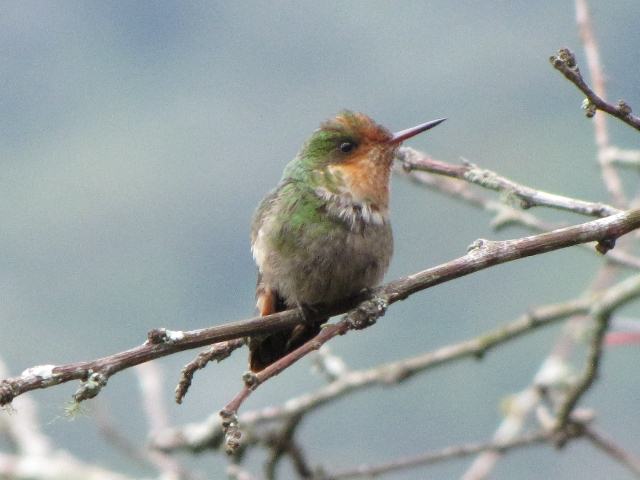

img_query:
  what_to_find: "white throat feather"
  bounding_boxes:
[314,186,388,230]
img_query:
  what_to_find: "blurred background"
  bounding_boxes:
[2,1,640,478]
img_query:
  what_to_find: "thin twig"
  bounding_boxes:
[220,297,389,452]
[398,147,620,217]
[575,0,628,207]
[226,464,258,480]
[554,273,640,439]
[550,47,640,133]
[152,297,588,453]
[395,159,640,270]
[312,346,349,382]
[264,414,312,480]
[0,359,51,457]
[461,385,544,480]
[584,425,640,477]
[217,203,640,450]
[175,339,245,404]
[3,208,640,409]
[0,359,138,480]
[329,417,640,480]
[603,147,640,170]
[326,430,549,479]
[394,159,563,232]
[0,451,137,480]
[136,363,170,433]
[94,402,161,470]
[136,363,201,480]
[96,369,202,480]
[461,266,624,480]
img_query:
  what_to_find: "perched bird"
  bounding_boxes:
[249,111,445,371]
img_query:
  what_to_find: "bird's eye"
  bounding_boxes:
[339,141,356,153]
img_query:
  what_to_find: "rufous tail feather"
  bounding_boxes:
[249,287,323,372]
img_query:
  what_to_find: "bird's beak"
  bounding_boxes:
[389,118,446,144]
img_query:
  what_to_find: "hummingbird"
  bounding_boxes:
[249,111,445,371]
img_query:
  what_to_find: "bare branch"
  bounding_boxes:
[575,0,628,206]
[136,363,170,433]
[220,298,389,452]
[152,297,588,453]
[3,207,640,412]
[463,263,631,478]
[394,160,640,270]
[0,451,137,480]
[554,274,640,438]
[4,4,639,476]
[394,160,562,232]
[550,47,640,134]
[0,360,51,457]
[584,425,640,477]
[603,147,640,170]
[214,209,640,450]
[94,403,161,471]
[326,430,549,479]
[312,346,349,382]
[226,464,258,480]
[175,339,245,404]
[264,414,312,480]
[93,370,202,480]
[397,147,620,217]
[136,363,201,480]
[461,386,544,480]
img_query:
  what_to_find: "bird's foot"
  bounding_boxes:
[346,294,390,330]
[296,302,324,324]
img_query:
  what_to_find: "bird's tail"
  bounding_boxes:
[249,287,324,372]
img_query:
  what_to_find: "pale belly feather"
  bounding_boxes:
[260,220,392,307]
